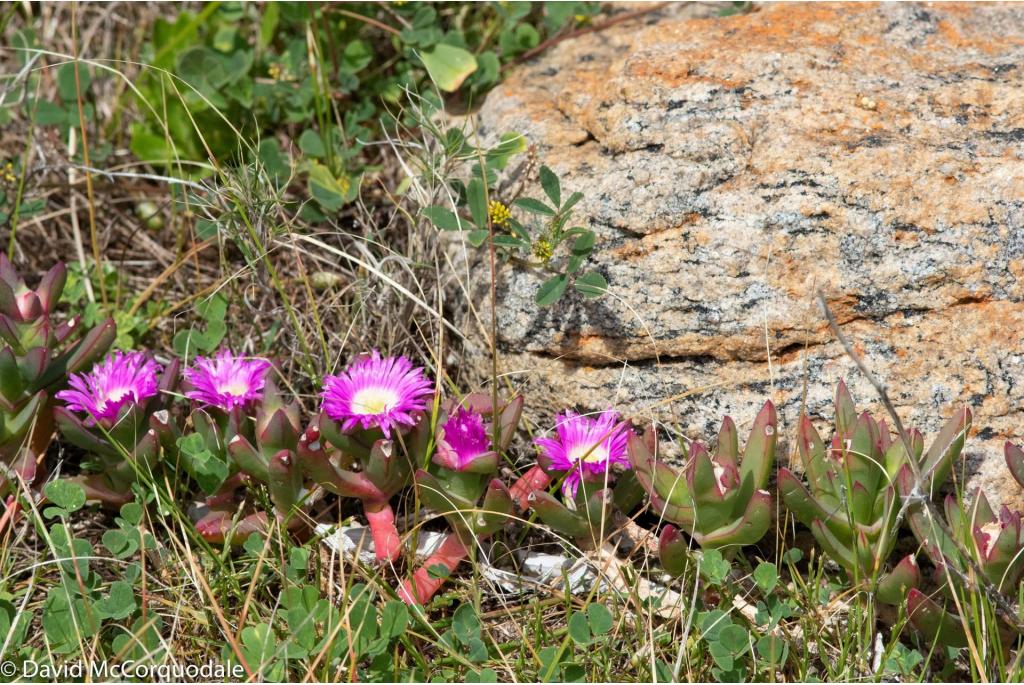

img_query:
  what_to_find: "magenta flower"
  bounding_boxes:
[321,350,433,438]
[184,349,272,411]
[56,351,161,424]
[535,409,630,498]
[435,407,492,471]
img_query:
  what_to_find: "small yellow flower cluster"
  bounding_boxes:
[532,238,554,263]
[488,199,512,227]
[268,64,283,80]
[2,162,15,184]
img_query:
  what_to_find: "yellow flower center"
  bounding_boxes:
[219,381,250,397]
[105,387,131,403]
[569,443,609,465]
[351,387,400,415]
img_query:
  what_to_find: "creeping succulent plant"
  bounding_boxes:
[0,256,115,493]
[397,393,522,605]
[901,481,1024,647]
[164,352,314,544]
[629,402,776,575]
[55,351,180,505]
[310,351,434,562]
[197,379,322,543]
[523,408,645,551]
[779,382,969,603]
[309,416,425,562]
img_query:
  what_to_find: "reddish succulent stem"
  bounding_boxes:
[195,510,269,544]
[0,495,21,538]
[398,533,469,605]
[509,464,552,511]
[365,501,402,562]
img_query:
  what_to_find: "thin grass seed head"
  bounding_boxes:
[535,409,630,498]
[56,351,161,425]
[320,350,433,438]
[183,349,272,411]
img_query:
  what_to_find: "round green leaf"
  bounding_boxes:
[298,129,326,157]
[453,603,481,645]
[420,44,478,92]
[717,624,750,655]
[587,603,613,636]
[568,611,591,645]
[381,601,409,639]
[43,480,86,513]
[756,635,788,664]
[753,562,778,594]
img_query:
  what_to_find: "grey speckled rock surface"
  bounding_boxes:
[461,2,1024,507]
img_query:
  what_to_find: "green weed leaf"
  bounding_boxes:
[422,206,468,231]
[756,634,788,665]
[536,274,568,306]
[513,197,555,216]
[568,611,591,645]
[573,271,607,298]
[467,178,488,228]
[96,581,137,620]
[298,129,326,157]
[467,229,490,247]
[699,549,731,585]
[540,165,560,207]
[380,601,409,639]
[43,481,86,515]
[453,603,480,645]
[421,44,478,92]
[587,603,613,636]
[753,562,778,594]
[572,230,596,255]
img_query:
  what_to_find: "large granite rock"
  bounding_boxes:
[465,2,1024,507]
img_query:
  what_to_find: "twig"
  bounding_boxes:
[127,238,216,317]
[503,3,670,70]
[330,8,401,37]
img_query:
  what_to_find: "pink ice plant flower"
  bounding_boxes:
[184,349,272,411]
[56,350,161,424]
[535,409,631,498]
[321,350,434,438]
[435,407,492,471]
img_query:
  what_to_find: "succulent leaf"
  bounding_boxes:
[875,554,920,605]
[658,524,690,577]
[1005,441,1024,491]
[529,490,591,540]
[919,407,971,494]
[695,489,772,549]
[906,589,969,648]
[738,401,777,489]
